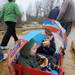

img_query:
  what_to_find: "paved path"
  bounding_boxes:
[62,27,75,75]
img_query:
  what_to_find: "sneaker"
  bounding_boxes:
[0,46,9,50]
[0,50,8,62]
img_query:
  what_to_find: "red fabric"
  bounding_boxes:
[14,64,22,75]
[43,26,58,32]
[23,66,54,75]
[14,63,64,75]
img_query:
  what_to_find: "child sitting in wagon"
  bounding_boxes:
[36,28,56,56]
[29,29,59,71]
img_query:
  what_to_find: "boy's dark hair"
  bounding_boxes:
[8,0,13,2]
[45,28,52,36]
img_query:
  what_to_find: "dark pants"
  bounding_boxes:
[60,21,72,36]
[1,21,18,46]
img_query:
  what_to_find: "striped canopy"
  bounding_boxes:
[42,18,59,32]
[42,18,67,49]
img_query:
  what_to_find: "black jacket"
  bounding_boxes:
[37,36,56,56]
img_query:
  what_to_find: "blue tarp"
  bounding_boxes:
[22,29,46,44]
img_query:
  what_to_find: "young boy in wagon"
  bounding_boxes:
[30,28,59,72]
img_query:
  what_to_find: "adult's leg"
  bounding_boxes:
[60,22,72,36]
[0,21,12,46]
[66,22,72,36]
[11,22,18,41]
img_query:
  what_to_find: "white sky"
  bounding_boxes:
[0,0,7,9]
[15,0,43,11]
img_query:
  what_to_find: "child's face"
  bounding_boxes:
[43,39,50,47]
[43,29,51,47]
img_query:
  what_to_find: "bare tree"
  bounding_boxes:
[25,0,55,19]
[26,0,56,20]
[35,0,42,18]
[45,0,55,16]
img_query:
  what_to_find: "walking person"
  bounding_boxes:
[0,0,21,61]
[0,0,21,50]
[57,0,75,36]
